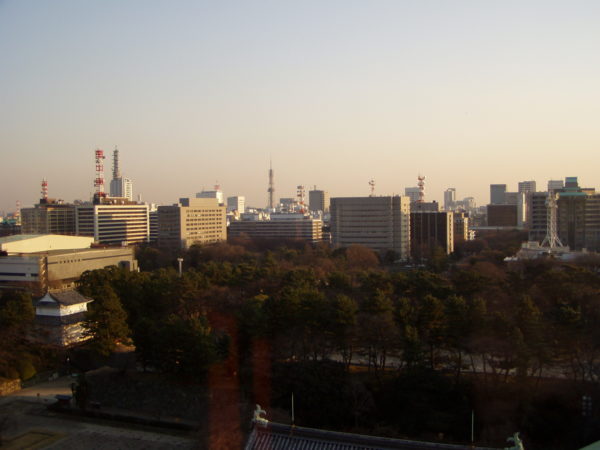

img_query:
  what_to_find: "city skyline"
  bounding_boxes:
[2,1,600,212]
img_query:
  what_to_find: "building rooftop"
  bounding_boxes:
[35,290,93,307]
[244,422,501,450]
[0,234,46,243]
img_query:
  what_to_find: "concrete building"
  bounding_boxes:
[109,177,133,201]
[528,192,549,242]
[330,196,411,260]
[410,211,454,260]
[548,179,564,191]
[453,212,469,244]
[76,198,149,246]
[555,177,600,251]
[490,184,507,205]
[309,189,330,213]
[0,241,137,294]
[0,234,94,254]
[157,197,226,249]
[411,201,440,212]
[34,290,93,347]
[196,188,224,205]
[21,200,77,235]
[518,181,536,194]
[487,204,518,227]
[227,196,246,214]
[149,205,159,243]
[229,215,323,243]
[444,188,456,211]
[404,187,420,204]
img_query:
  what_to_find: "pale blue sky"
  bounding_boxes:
[1,0,599,212]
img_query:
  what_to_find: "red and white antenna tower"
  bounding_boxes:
[94,149,106,197]
[41,179,48,200]
[369,179,375,197]
[15,200,21,217]
[417,175,425,203]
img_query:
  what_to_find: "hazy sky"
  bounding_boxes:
[1,0,599,213]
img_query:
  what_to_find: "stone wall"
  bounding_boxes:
[0,378,21,396]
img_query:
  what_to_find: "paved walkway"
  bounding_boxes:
[0,377,200,449]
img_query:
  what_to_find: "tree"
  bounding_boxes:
[83,286,131,356]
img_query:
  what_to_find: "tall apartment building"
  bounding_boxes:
[227,196,246,214]
[76,198,149,246]
[490,184,507,205]
[21,200,76,235]
[410,211,454,260]
[330,196,410,261]
[228,214,322,243]
[444,188,456,211]
[308,189,330,213]
[157,197,226,249]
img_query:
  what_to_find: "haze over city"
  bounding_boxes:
[1,0,599,213]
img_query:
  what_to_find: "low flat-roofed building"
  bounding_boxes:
[34,290,93,347]
[0,246,137,294]
[0,234,94,254]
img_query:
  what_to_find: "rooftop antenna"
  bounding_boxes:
[41,178,48,200]
[369,179,375,197]
[94,149,106,199]
[267,158,274,209]
[417,175,425,203]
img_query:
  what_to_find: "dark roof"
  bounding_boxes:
[244,422,501,450]
[36,290,93,306]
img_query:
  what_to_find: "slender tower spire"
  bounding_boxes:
[268,158,274,210]
[113,146,121,179]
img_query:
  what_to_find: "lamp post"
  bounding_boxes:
[177,258,183,277]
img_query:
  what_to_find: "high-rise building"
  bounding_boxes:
[555,177,600,251]
[309,188,330,213]
[490,184,507,205]
[330,196,410,260]
[404,187,420,204]
[410,211,454,260]
[444,188,456,211]
[548,180,564,191]
[518,181,536,194]
[227,196,246,214]
[76,198,149,246]
[158,197,226,249]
